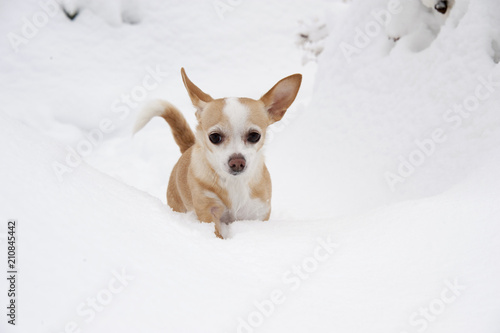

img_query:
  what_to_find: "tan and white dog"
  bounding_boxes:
[134,68,302,238]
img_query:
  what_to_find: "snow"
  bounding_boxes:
[1,0,500,332]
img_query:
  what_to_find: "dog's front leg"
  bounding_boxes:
[193,197,225,239]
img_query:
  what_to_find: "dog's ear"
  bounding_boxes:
[181,68,213,113]
[260,74,302,123]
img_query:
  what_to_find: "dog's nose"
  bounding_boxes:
[228,154,246,173]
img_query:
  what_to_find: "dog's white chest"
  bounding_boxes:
[221,178,270,222]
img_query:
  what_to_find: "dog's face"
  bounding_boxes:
[197,97,269,176]
[181,68,302,177]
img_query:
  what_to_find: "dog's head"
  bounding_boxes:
[181,68,302,177]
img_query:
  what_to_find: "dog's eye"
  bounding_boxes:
[247,132,261,144]
[209,133,223,144]
[435,0,448,14]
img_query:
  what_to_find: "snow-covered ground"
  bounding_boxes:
[1,0,500,332]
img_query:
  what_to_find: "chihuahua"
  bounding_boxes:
[134,68,302,238]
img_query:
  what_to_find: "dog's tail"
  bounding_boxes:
[133,100,196,153]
